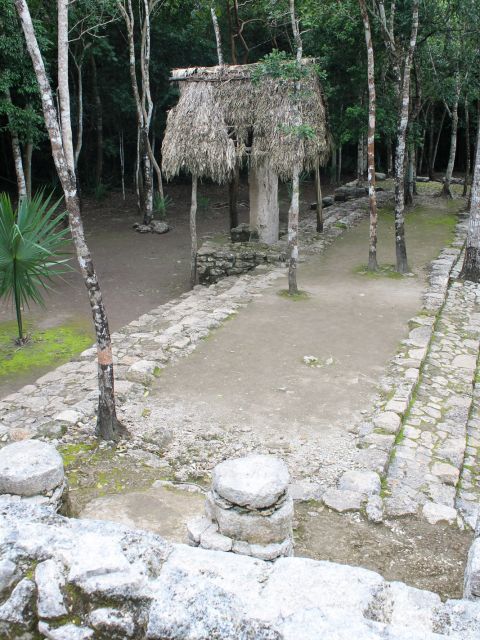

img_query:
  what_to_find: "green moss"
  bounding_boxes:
[59,442,98,467]
[354,264,405,280]
[0,319,92,379]
[277,289,310,301]
[334,221,348,229]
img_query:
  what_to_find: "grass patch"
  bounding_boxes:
[354,264,404,280]
[277,289,310,301]
[334,221,348,229]
[0,320,92,380]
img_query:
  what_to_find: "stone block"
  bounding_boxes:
[431,462,460,486]
[465,539,480,599]
[322,488,364,512]
[0,440,64,497]
[373,412,401,434]
[126,360,158,385]
[209,495,293,545]
[422,502,457,525]
[338,471,381,497]
[35,559,67,619]
[212,454,289,509]
[89,608,135,637]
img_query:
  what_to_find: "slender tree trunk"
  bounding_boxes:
[23,141,32,199]
[229,164,239,229]
[406,145,414,205]
[426,105,435,177]
[431,104,447,179]
[315,160,323,233]
[393,0,419,273]
[288,0,302,295]
[119,131,125,200]
[15,0,124,441]
[357,135,364,184]
[330,144,337,184]
[442,77,461,197]
[13,259,24,343]
[90,55,103,188]
[190,174,198,288]
[211,7,224,65]
[57,0,74,171]
[288,166,300,294]
[387,140,393,177]
[460,119,480,281]
[5,89,27,200]
[337,145,342,183]
[359,0,378,270]
[463,97,471,198]
[73,58,83,170]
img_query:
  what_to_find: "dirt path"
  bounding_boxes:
[145,201,457,488]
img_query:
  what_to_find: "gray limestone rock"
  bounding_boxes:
[338,471,381,497]
[35,559,67,619]
[422,502,457,525]
[89,608,135,637]
[126,360,158,385]
[38,621,94,640]
[373,411,401,434]
[0,559,16,596]
[0,440,64,497]
[464,538,480,599]
[365,495,384,523]
[212,454,290,509]
[322,488,364,512]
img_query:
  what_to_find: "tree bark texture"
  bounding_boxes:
[359,0,378,271]
[393,0,419,273]
[5,89,27,200]
[442,76,461,198]
[190,174,198,288]
[460,118,480,282]
[249,164,279,244]
[463,98,471,198]
[431,104,447,179]
[90,55,103,188]
[288,166,300,295]
[315,160,323,233]
[211,7,224,65]
[15,0,123,442]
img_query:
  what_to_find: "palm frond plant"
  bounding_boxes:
[0,192,72,344]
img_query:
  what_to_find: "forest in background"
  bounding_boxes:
[1,0,479,201]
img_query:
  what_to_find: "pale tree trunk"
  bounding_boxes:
[463,97,471,198]
[288,0,302,295]
[288,166,300,295]
[330,145,337,184]
[5,89,27,200]
[119,131,125,200]
[15,0,124,442]
[229,164,239,229]
[431,104,447,179]
[73,56,84,170]
[57,0,75,171]
[90,55,103,188]
[460,120,480,281]
[190,174,198,288]
[442,76,462,198]
[211,7,224,65]
[359,0,378,271]
[23,141,32,199]
[393,0,419,273]
[315,160,323,233]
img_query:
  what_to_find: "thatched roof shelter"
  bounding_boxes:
[162,60,329,183]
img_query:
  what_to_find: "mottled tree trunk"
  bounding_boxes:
[73,56,84,170]
[229,163,239,229]
[90,55,103,188]
[359,0,378,271]
[190,174,198,288]
[288,166,300,295]
[315,160,323,233]
[460,121,480,282]
[211,7,224,65]
[57,0,75,171]
[442,77,461,198]
[393,0,419,273]
[23,140,32,199]
[5,89,27,200]
[431,105,447,180]
[463,98,471,198]
[15,0,124,442]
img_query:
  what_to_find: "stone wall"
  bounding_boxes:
[1,500,480,639]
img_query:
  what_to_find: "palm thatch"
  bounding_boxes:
[162,61,329,183]
[162,81,236,183]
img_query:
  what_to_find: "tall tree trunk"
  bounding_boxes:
[287,0,302,295]
[5,89,27,200]
[119,131,125,200]
[315,160,323,233]
[229,164,239,229]
[330,144,337,183]
[393,0,419,273]
[337,144,342,183]
[57,0,75,171]
[73,57,83,170]
[23,141,32,199]
[211,7,224,65]
[357,134,364,184]
[359,0,378,271]
[90,54,103,188]
[190,174,198,288]
[431,104,447,179]
[405,145,414,205]
[463,97,471,198]
[15,0,124,441]
[426,105,435,177]
[442,77,461,198]
[288,166,300,295]
[460,118,480,281]
[387,140,393,177]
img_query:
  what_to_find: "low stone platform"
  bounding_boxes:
[1,500,480,639]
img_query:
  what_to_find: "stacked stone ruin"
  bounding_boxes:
[187,454,294,560]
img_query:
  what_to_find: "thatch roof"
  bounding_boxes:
[162,60,329,183]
